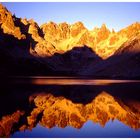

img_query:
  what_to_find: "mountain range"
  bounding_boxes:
[0,3,140,78]
[1,86,140,137]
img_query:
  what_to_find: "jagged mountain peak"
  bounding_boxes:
[1,3,140,77]
[1,3,140,59]
[119,22,140,37]
[0,3,8,13]
[20,18,28,25]
[41,21,58,29]
[0,3,25,40]
[28,19,37,25]
[100,23,109,30]
[25,92,140,129]
[58,22,69,27]
[131,21,140,27]
[112,28,115,33]
[70,21,86,29]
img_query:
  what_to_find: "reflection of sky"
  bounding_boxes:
[11,120,140,138]
[2,2,140,31]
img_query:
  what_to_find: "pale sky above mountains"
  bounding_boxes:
[2,2,140,31]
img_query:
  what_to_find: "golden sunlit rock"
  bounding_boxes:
[1,91,140,137]
[0,4,25,40]
[0,110,24,137]
[39,21,140,59]
[1,3,140,59]
[27,92,140,130]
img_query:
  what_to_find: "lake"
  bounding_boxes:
[0,77,140,138]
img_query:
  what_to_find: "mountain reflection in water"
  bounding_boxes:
[0,79,140,138]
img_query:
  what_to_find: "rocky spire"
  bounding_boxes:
[0,3,25,39]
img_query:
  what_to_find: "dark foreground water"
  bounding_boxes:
[0,77,140,138]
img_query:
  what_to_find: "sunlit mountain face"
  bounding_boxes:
[0,82,140,138]
[0,3,140,78]
[1,2,140,138]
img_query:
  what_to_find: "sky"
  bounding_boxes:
[2,2,140,31]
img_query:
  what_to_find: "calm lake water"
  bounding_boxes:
[0,77,140,138]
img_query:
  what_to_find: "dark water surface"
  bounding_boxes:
[0,77,140,138]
